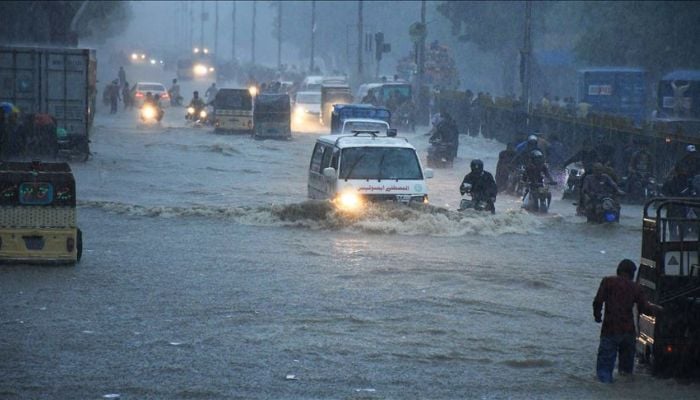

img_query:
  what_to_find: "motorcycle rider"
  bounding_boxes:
[496,142,517,192]
[563,138,601,212]
[523,150,557,186]
[625,143,655,194]
[169,78,182,106]
[188,90,205,110]
[429,111,459,163]
[511,134,541,169]
[460,159,497,214]
[581,163,625,215]
[674,144,700,179]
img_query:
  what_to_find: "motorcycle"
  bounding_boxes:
[506,165,526,197]
[458,183,495,214]
[585,194,620,223]
[620,173,660,204]
[396,109,415,133]
[427,139,454,168]
[186,105,210,126]
[139,103,163,126]
[562,163,584,200]
[523,182,552,213]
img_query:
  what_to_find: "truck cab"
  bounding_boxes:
[636,198,700,376]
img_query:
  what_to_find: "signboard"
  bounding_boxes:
[664,251,698,276]
[588,84,613,96]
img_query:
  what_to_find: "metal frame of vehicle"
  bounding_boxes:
[0,161,81,264]
[253,93,291,139]
[637,197,700,376]
[307,132,433,208]
[132,82,170,108]
[339,118,390,135]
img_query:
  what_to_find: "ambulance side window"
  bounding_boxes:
[321,145,333,170]
[330,149,339,170]
[310,143,324,173]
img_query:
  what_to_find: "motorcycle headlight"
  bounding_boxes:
[200,110,207,118]
[142,106,155,119]
[187,107,195,115]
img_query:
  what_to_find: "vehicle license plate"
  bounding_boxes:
[23,236,45,250]
[396,195,412,204]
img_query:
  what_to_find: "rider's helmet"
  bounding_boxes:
[687,144,696,153]
[172,78,177,84]
[154,94,161,101]
[531,149,544,165]
[527,134,538,146]
[193,90,199,98]
[470,159,484,173]
[146,91,153,98]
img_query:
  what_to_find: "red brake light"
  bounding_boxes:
[135,92,144,98]
[66,237,75,252]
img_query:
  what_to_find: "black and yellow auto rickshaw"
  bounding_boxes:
[0,161,82,264]
[253,93,291,140]
[213,88,254,134]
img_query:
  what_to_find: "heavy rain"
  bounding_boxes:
[1,1,700,399]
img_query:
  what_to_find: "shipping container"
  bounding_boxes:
[0,46,97,140]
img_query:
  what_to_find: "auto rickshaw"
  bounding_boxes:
[213,88,254,134]
[0,161,82,264]
[253,93,291,140]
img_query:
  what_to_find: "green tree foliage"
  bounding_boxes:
[0,1,131,46]
[572,1,700,76]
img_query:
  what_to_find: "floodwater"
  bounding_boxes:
[1,76,698,399]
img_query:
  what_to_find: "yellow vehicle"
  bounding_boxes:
[0,161,82,264]
[213,88,254,134]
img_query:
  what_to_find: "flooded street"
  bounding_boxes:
[1,107,697,399]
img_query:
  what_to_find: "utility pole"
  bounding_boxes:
[189,2,194,51]
[277,1,282,70]
[200,1,204,49]
[251,1,257,64]
[231,2,236,61]
[310,0,316,73]
[357,1,363,80]
[215,1,219,57]
[521,0,533,113]
[416,0,427,125]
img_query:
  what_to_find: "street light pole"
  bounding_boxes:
[357,0,363,80]
[231,2,236,61]
[215,1,219,57]
[251,1,257,64]
[277,1,282,70]
[310,0,316,73]
[200,0,204,49]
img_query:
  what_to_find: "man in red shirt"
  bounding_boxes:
[593,259,650,383]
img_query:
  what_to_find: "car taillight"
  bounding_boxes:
[161,93,169,99]
[135,92,144,98]
[67,237,75,252]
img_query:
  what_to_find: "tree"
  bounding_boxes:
[436,1,548,94]
[0,1,131,46]
[572,1,700,78]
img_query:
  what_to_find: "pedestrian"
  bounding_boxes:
[122,81,131,110]
[118,66,126,86]
[592,259,651,383]
[109,79,120,114]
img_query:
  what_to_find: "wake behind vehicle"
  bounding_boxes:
[458,183,495,213]
[253,93,291,140]
[0,161,82,264]
[307,131,433,210]
[213,88,254,134]
[636,198,700,377]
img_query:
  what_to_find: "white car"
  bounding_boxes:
[307,133,434,209]
[131,82,170,108]
[339,118,390,135]
[293,91,322,124]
